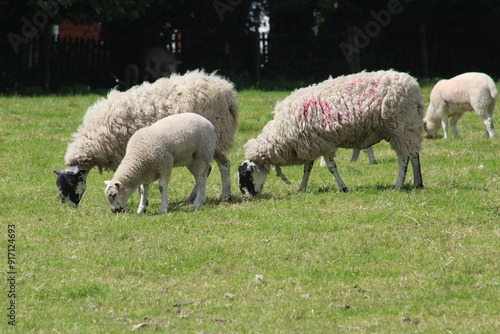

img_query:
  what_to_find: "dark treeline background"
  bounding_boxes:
[1,0,499,93]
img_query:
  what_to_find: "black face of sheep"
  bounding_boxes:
[238,160,268,196]
[53,169,88,206]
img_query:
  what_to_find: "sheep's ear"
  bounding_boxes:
[53,169,65,175]
[104,180,111,186]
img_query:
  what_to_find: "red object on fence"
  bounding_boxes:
[59,19,100,41]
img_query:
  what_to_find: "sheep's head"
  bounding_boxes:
[104,181,129,213]
[54,168,88,206]
[238,160,269,196]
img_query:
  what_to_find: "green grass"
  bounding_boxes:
[0,84,499,333]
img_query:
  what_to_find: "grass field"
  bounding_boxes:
[1,82,499,333]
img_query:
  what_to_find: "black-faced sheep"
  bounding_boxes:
[54,70,238,206]
[424,72,497,138]
[104,113,215,214]
[238,70,424,196]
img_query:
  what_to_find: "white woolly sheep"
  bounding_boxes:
[54,70,238,206]
[238,70,424,196]
[424,72,497,138]
[104,113,216,214]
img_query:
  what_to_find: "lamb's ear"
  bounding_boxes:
[104,180,111,186]
[53,170,64,175]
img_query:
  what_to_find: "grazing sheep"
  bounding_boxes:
[424,72,497,138]
[238,70,424,196]
[141,47,178,82]
[54,70,238,206]
[105,113,215,214]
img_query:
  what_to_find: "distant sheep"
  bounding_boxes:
[238,70,424,196]
[105,113,215,214]
[424,72,497,138]
[55,70,238,206]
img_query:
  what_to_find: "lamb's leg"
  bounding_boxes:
[137,184,149,214]
[482,114,496,138]
[409,152,424,189]
[450,114,462,138]
[366,147,376,164]
[394,155,409,190]
[158,172,171,214]
[298,161,314,193]
[324,156,348,192]
[192,165,210,210]
[187,165,211,203]
[350,149,361,162]
[214,154,231,202]
[441,117,449,139]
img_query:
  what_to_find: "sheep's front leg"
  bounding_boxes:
[137,184,149,214]
[324,157,348,192]
[394,155,409,190]
[298,161,314,192]
[409,152,423,189]
[215,154,231,202]
[158,172,171,214]
[441,117,450,139]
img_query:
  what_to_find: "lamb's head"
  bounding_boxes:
[423,116,440,138]
[104,181,129,213]
[238,160,269,196]
[53,168,88,206]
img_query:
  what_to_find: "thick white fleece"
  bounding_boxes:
[245,70,424,167]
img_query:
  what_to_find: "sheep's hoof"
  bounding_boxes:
[340,187,348,193]
[221,196,232,203]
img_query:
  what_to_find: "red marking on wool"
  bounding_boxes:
[302,99,342,131]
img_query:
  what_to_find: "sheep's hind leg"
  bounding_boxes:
[482,114,496,138]
[350,149,361,162]
[192,165,210,210]
[324,157,348,192]
[450,114,462,138]
[137,184,149,214]
[215,154,231,202]
[298,161,314,192]
[366,147,376,164]
[409,152,423,189]
[158,172,171,214]
[394,155,409,190]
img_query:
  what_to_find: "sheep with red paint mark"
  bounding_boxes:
[424,72,497,139]
[238,70,425,196]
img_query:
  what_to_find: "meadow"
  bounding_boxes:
[0,82,499,333]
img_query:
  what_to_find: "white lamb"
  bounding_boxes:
[238,70,424,196]
[424,72,497,138]
[104,113,216,214]
[54,70,238,206]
